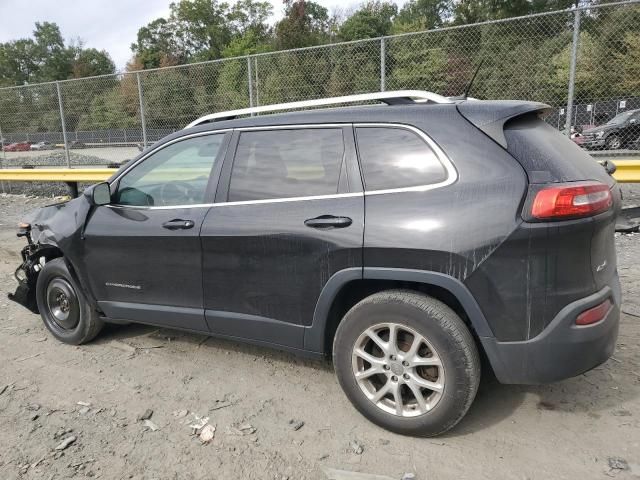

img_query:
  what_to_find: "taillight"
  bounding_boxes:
[530,181,612,220]
[575,298,612,326]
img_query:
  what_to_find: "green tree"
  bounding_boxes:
[31,22,74,82]
[275,0,331,49]
[229,0,273,39]
[453,0,578,24]
[131,18,184,69]
[394,0,452,32]
[72,49,116,78]
[615,32,640,94]
[0,39,38,86]
[339,1,398,41]
[171,0,233,62]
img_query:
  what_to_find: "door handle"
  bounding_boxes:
[162,219,195,230]
[304,215,352,229]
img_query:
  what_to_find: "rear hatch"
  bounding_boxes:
[459,101,621,337]
[506,112,619,290]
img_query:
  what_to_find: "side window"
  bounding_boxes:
[228,128,344,202]
[114,134,225,206]
[355,127,447,191]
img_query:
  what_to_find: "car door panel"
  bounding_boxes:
[82,132,229,331]
[84,205,210,331]
[201,196,363,341]
[200,125,364,349]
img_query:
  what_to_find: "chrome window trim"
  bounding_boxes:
[106,192,366,211]
[106,122,456,210]
[236,123,347,131]
[353,123,458,195]
[211,192,364,207]
[107,203,214,211]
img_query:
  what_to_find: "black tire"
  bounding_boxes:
[333,290,480,437]
[35,258,103,345]
[605,134,622,150]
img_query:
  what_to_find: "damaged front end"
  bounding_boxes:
[9,238,42,314]
[8,223,62,313]
[8,194,94,314]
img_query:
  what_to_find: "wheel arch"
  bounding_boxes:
[303,267,495,354]
[14,242,98,314]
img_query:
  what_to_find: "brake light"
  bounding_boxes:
[575,298,612,326]
[531,182,612,220]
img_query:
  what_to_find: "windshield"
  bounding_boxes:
[605,111,634,125]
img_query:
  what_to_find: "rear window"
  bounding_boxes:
[228,128,344,202]
[355,127,447,191]
[504,114,613,185]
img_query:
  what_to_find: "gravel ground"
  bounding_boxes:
[622,183,640,207]
[0,193,639,480]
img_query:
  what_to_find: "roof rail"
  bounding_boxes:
[184,90,452,129]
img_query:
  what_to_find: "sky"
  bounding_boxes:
[0,0,369,71]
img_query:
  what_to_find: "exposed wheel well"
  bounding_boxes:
[324,279,480,356]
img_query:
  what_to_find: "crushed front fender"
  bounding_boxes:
[8,244,43,314]
[8,192,98,314]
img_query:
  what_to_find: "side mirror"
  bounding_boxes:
[92,182,111,206]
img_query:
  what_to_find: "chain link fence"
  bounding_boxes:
[1,0,639,173]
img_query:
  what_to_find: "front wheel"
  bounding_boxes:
[36,258,103,345]
[606,134,622,150]
[333,290,480,437]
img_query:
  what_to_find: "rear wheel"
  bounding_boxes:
[333,290,480,437]
[36,258,103,345]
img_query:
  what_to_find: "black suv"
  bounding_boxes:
[582,108,640,150]
[9,91,621,436]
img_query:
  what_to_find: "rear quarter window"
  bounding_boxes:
[355,127,447,191]
[504,114,612,185]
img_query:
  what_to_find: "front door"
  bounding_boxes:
[200,126,364,349]
[83,132,229,331]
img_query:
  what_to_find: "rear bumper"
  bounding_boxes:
[481,278,621,384]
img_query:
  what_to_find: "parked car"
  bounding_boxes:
[581,108,640,150]
[4,142,31,152]
[8,91,621,437]
[70,140,87,149]
[30,141,53,151]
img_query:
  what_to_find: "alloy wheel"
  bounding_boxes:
[351,322,445,417]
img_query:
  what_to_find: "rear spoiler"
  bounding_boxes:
[457,100,552,148]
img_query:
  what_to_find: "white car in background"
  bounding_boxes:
[30,141,53,150]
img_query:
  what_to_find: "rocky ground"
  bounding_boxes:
[0,192,639,480]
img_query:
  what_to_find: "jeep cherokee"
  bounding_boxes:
[8,91,621,436]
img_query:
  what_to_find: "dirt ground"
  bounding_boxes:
[0,192,639,480]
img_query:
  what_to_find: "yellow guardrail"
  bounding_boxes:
[611,160,640,183]
[0,168,115,182]
[0,160,638,185]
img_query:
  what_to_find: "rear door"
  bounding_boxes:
[83,132,230,331]
[200,125,364,349]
